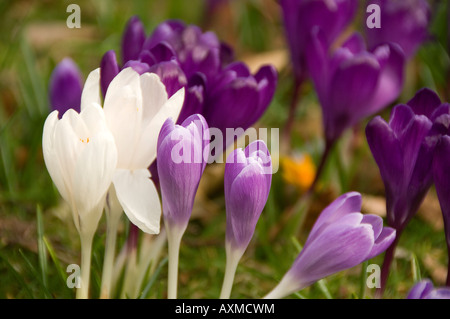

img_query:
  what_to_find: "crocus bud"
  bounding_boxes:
[281,0,358,84]
[264,192,395,299]
[407,279,450,299]
[220,140,272,299]
[100,50,120,98]
[157,114,209,299]
[121,16,146,64]
[307,31,405,143]
[366,0,430,59]
[224,140,272,252]
[49,58,83,116]
[157,114,210,229]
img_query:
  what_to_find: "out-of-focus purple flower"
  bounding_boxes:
[121,16,146,64]
[49,58,83,116]
[204,63,277,150]
[432,103,450,284]
[366,89,444,232]
[264,192,395,299]
[100,18,277,153]
[157,114,209,229]
[100,50,120,98]
[280,0,358,84]
[366,0,430,59]
[224,140,272,252]
[142,20,277,138]
[307,31,405,143]
[407,279,450,299]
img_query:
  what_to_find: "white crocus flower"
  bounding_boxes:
[81,67,185,234]
[43,100,118,299]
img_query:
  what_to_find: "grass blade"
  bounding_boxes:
[36,205,48,289]
[139,257,168,299]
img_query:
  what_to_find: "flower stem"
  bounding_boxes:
[166,223,186,299]
[281,81,302,153]
[305,138,335,197]
[100,209,121,299]
[76,233,94,299]
[220,246,244,299]
[446,245,450,286]
[376,228,402,298]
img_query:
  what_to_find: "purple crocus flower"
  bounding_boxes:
[220,140,272,299]
[366,0,430,59]
[432,104,450,285]
[366,88,444,293]
[407,279,450,299]
[49,58,83,116]
[264,192,396,299]
[157,113,209,299]
[307,30,405,145]
[281,0,358,84]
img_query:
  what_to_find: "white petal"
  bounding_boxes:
[42,111,71,203]
[80,102,109,136]
[80,68,101,111]
[139,72,168,125]
[72,131,118,224]
[113,169,161,234]
[53,109,85,199]
[103,68,143,169]
[132,87,185,168]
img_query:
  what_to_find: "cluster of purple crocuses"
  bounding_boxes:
[44,0,450,299]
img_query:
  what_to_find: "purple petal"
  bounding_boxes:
[100,50,120,98]
[388,104,415,137]
[49,58,83,116]
[368,43,405,113]
[122,60,151,75]
[325,53,380,140]
[121,16,146,64]
[433,136,450,248]
[366,116,404,206]
[181,114,210,172]
[308,192,362,242]
[148,60,187,97]
[341,32,366,54]
[366,227,396,259]
[407,279,434,299]
[148,42,177,63]
[366,0,430,59]
[253,65,278,121]
[178,75,206,124]
[288,221,373,288]
[143,20,185,51]
[407,87,442,118]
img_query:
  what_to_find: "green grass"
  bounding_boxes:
[0,0,449,299]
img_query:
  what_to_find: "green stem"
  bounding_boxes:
[76,232,94,299]
[166,223,186,299]
[100,211,121,299]
[220,246,244,299]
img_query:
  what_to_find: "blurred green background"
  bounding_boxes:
[0,0,449,299]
